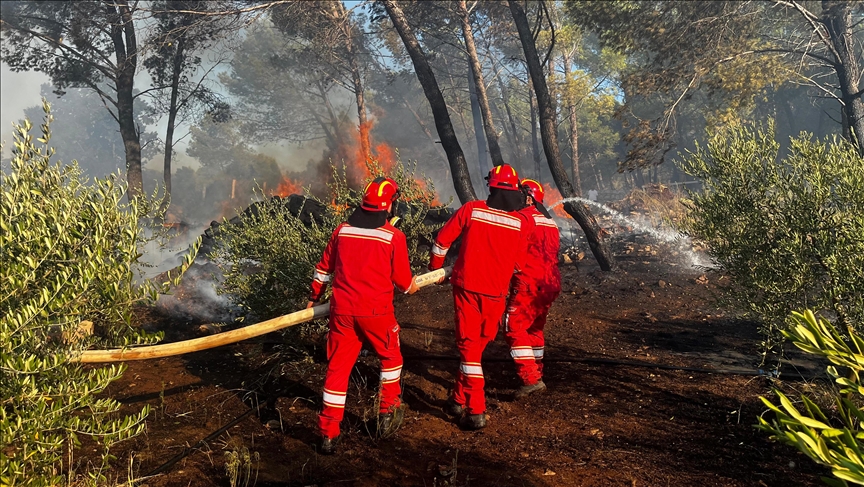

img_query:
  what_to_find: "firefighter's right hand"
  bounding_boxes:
[306,301,316,309]
[435,274,448,285]
[407,277,421,295]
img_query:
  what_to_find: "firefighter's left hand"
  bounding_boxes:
[407,277,421,295]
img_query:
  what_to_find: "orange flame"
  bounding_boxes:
[543,183,570,218]
[350,120,396,181]
[345,120,440,205]
[274,177,303,197]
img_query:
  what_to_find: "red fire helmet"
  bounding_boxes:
[521,178,544,203]
[486,164,520,190]
[362,177,399,212]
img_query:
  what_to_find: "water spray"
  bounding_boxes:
[550,197,713,269]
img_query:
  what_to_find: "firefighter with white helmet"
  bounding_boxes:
[307,177,420,454]
[505,179,561,398]
[428,164,534,430]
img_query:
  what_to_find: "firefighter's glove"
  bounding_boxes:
[406,277,421,295]
[306,301,316,309]
[435,274,448,285]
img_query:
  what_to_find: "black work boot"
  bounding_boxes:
[514,380,547,400]
[319,435,340,455]
[377,405,405,439]
[459,413,487,431]
[444,397,464,417]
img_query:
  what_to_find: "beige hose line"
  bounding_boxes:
[78,267,451,363]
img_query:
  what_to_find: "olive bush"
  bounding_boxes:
[1,102,195,485]
[677,124,864,361]
[211,160,442,321]
[758,310,864,487]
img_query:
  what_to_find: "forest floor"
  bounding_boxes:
[94,218,832,487]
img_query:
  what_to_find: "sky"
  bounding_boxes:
[0,66,49,154]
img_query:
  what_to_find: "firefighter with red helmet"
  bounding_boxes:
[505,179,561,398]
[307,177,420,454]
[428,164,534,430]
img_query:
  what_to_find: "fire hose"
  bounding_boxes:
[77,267,452,363]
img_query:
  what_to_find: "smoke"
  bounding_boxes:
[138,225,240,324]
[0,68,49,158]
[154,262,240,325]
[550,196,715,271]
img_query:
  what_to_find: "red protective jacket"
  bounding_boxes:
[310,221,413,316]
[429,200,533,297]
[511,205,561,296]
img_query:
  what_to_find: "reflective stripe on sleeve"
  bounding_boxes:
[533,215,558,228]
[380,366,402,384]
[533,347,544,359]
[322,389,347,408]
[432,243,448,257]
[470,209,522,230]
[510,347,535,360]
[460,362,484,377]
[338,226,394,243]
[313,269,331,282]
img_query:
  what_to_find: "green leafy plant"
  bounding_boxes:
[211,159,442,322]
[677,123,864,362]
[758,310,864,486]
[0,101,196,486]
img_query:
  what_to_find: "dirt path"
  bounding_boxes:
[102,237,827,486]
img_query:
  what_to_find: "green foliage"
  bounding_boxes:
[678,123,864,361]
[565,0,800,167]
[759,310,864,486]
[0,102,195,485]
[211,159,441,321]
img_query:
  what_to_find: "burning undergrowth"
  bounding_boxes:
[204,159,448,324]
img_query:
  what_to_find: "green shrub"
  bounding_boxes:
[211,160,441,321]
[677,123,864,361]
[0,101,195,485]
[758,310,864,486]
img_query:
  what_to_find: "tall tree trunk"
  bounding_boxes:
[399,92,449,170]
[509,0,614,271]
[529,77,542,180]
[109,1,142,201]
[468,71,490,183]
[317,81,345,150]
[491,98,517,164]
[561,50,582,196]
[334,1,371,162]
[383,0,477,203]
[160,36,185,213]
[457,0,505,169]
[589,154,604,191]
[497,75,526,165]
[822,0,864,155]
[441,54,473,145]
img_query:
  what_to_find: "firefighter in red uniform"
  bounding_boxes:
[505,179,561,398]
[428,164,534,430]
[307,177,420,454]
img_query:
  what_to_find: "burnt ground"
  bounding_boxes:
[92,230,832,487]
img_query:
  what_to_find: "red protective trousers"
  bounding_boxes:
[318,313,402,439]
[504,290,557,385]
[451,286,507,415]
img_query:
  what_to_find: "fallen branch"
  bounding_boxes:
[78,267,451,363]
